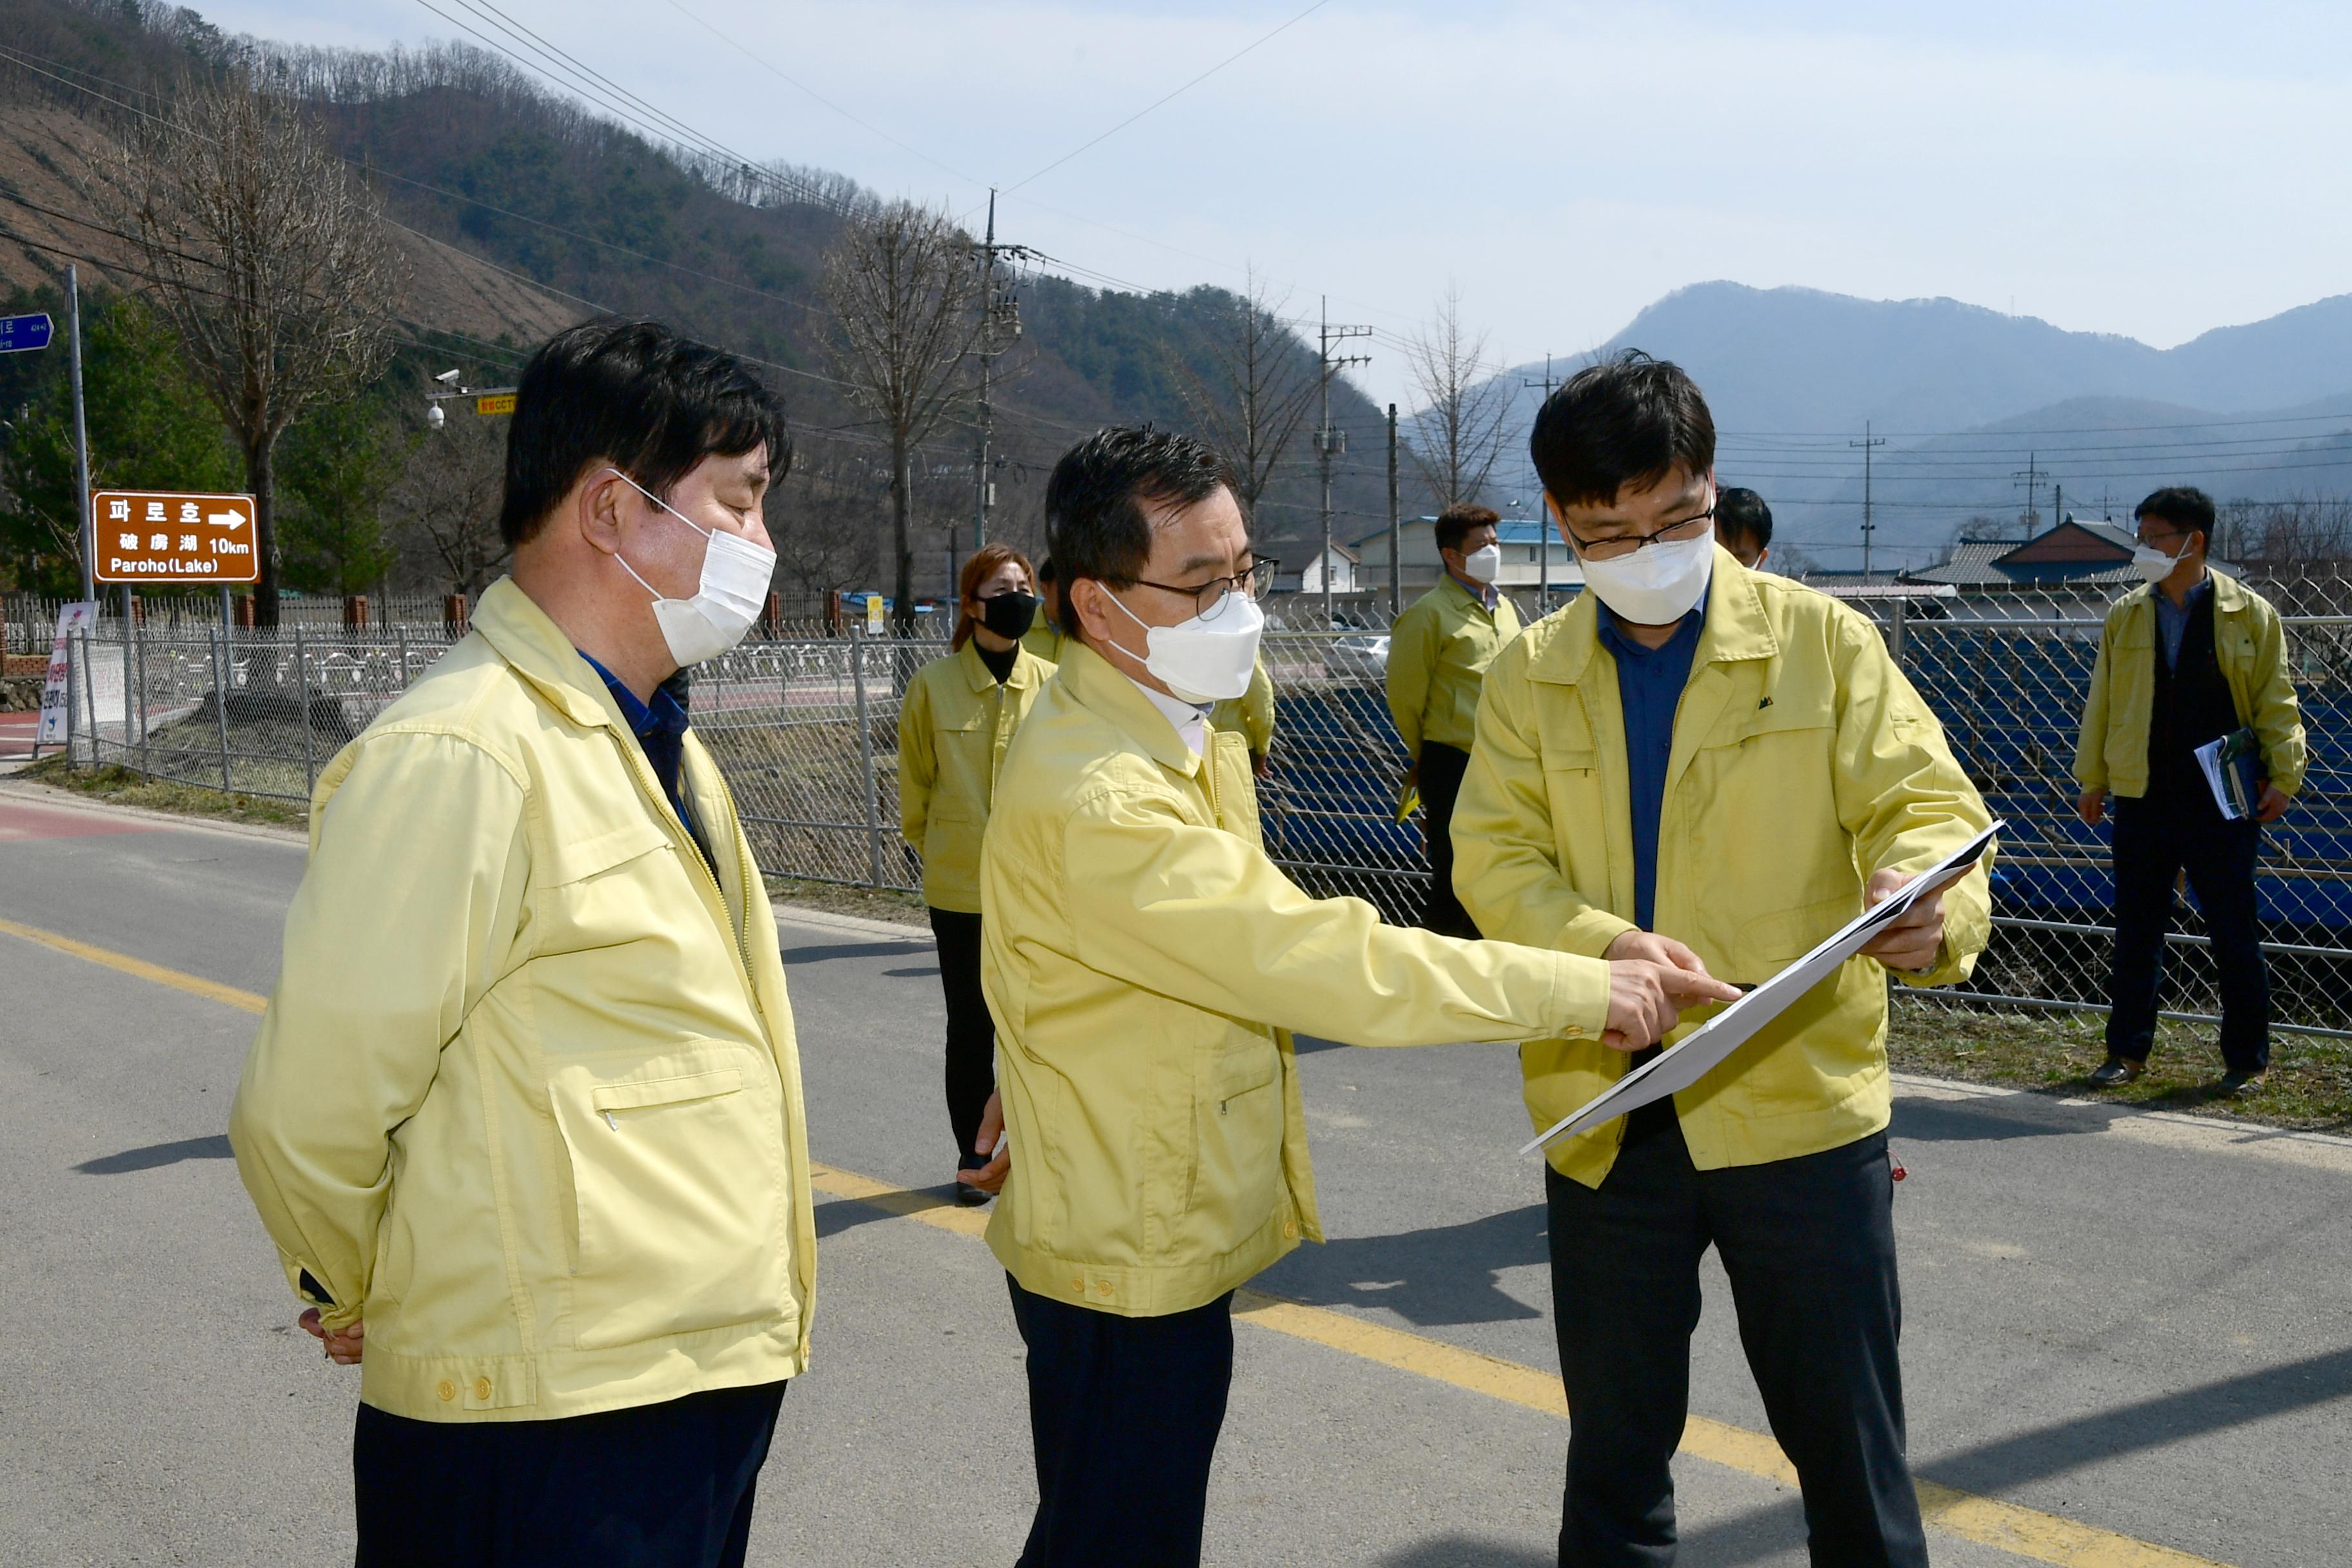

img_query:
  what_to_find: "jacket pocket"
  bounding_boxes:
[549,1047,788,1351]
[1186,1029,1284,1230]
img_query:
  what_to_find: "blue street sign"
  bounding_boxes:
[0,312,55,353]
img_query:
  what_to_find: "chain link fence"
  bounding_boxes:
[34,580,2352,1041]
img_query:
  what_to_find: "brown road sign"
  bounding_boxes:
[93,490,260,585]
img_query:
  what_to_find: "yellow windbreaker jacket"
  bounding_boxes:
[1453,552,1994,1188]
[1209,656,1277,758]
[978,642,1613,1318]
[1021,620,1073,666]
[899,639,1054,913]
[230,578,816,1422]
[1386,575,1524,756]
[2073,569,2306,800]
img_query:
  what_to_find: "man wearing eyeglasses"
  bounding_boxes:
[2074,485,2303,1096]
[961,425,1739,1567]
[1451,352,1992,1567]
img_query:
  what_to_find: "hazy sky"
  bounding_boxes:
[197,0,2352,409]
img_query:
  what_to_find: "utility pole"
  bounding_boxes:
[1386,403,1401,616]
[1851,420,1886,577]
[2052,483,2064,533]
[967,190,1032,570]
[1524,357,1558,611]
[1315,296,1371,625]
[68,264,92,603]
[2013,452,2046,536]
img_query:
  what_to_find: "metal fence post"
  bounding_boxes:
[66,627,83,767]
[294,620,315,797]
[395,624,409,694]
[133,596,148,776]
[212,616,233,793]
[852,622,882,887]
[1888,594,1907,668]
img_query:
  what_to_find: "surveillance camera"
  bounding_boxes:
[433,368,462,385]
[427,403,446,431]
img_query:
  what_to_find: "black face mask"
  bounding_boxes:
[979,590,1040,640]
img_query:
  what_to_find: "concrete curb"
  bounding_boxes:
[0,777,308,846]
[1894,1068,2352,1169]
[772,903,934,942]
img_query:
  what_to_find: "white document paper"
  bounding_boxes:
[1520,820,2004,1156]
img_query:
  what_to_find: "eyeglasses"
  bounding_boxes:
[1562,499,1717,562]
[1130,557,1279,621]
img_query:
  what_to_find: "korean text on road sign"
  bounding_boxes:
[91,491,260,585]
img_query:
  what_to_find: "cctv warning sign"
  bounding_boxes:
[92,490,260,584]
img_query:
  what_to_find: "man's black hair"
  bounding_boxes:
[499,317,792,549]
[2136,485,2215,544]
[1529,349,1716,509]
[1434,502,1500,555]
[1043,426,1238,647]
[1717,487,1772,551]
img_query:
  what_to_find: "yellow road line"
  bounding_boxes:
[0,916,266,1014]
[21,929,2226,1568]
[811,1165,2230,1568]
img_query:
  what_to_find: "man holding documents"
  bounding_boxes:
[1453,351,1993,1567]
[2074,485,2304,1095]
[965,425,1736,1567]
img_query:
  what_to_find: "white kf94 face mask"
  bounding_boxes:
[1102,586,1266,705]
[603,468,778,666]
[1460,543,1502,583]
[1576,525,1715,625]
[2132,544,2181,583]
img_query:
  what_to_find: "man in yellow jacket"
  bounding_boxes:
[1453,352,1992,1568]
[230,320,815,1567]
[1386,501,1524,935]
[2074,485,2304,1094]
[965,426,1738,1568]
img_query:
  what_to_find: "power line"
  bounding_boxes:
[1001,0,1332,195]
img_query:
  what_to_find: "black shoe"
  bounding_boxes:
[2219,1070,2266,1096]
[2088,1057,2144,1088]
[953,1180,991,1206]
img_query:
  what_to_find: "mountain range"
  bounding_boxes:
[1486,284,2352,569]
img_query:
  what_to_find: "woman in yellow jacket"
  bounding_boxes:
[899,543,1054,1200]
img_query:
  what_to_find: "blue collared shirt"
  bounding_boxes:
[1598,596,1707,931]
[580,654,714,872]
[1446,568,1501,613]
[2154,573,2211,669]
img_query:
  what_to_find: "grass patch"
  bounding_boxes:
[764,875,928,928]
[12,756,308,830]
[1890,1001,2352,1132]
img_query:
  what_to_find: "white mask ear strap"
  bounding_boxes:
[611,549,663,600]
[1092,583,1155,669]
[600,466,712,540]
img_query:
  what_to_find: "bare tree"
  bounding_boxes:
[1173,268,1320,514]
[388,415,508,596]
[1403,284,1512,508]
[819,201,984,636]
[110,74,404,625]
[765,440,887,608]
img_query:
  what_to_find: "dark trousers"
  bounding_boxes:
[2106,790,2270,1072]
[1006,1274,1235,1567]
[352,1381,786,1568]
[1418,740,1479,937]
[1545,1117,1924,1568]
[930,907,998,1166]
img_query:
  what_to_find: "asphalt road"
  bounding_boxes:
[3,780,2348,1567]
